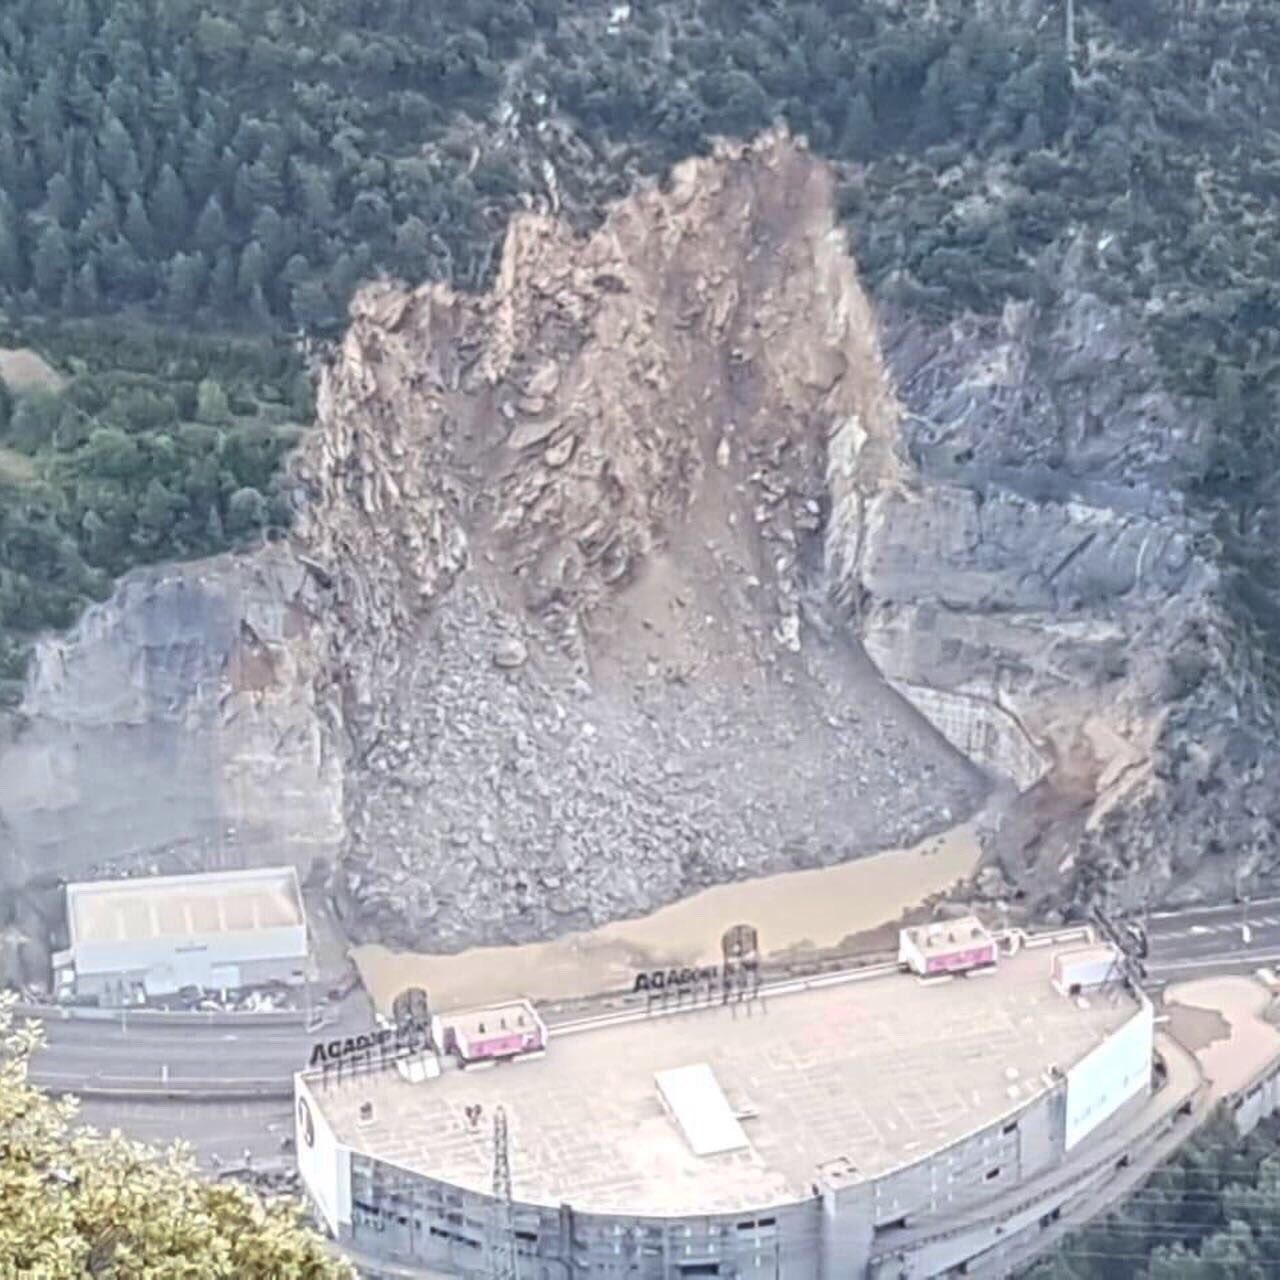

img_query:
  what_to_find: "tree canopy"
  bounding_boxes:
[3,0,1280,687]
[1023,1112,1280,1280]
[0,994,350,1277]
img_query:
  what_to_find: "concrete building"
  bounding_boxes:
[295,936,1156,1278]
[64,866,308,1003]
[898,917,997,976]
[432,1001,548,1066]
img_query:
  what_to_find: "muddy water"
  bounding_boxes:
[352,823,980,1014]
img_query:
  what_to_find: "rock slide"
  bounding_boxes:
[2,131,1274,974]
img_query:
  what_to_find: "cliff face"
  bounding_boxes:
[1,133,1272,959]
[869,278,1277,912]
[0,551,342,888]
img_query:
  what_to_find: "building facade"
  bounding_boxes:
[63,865,308,1002]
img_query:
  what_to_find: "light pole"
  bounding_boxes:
[1237,849,1252,946]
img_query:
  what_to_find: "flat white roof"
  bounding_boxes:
[445,1002,539,1039]
[655,1063,750,1156]
[67,866,304,949]
[903,917,992,955]
[308,942,1143,1215]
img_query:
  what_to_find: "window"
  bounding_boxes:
[429,1225,482,1250]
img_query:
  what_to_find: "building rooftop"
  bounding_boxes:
[304,942,1140,1217]
[442,1002,538,1039]
[67,866,304,949]
[902,916,992,955]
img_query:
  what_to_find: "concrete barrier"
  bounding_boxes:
[16,1000,318,1028]
[31,1073,294,1102]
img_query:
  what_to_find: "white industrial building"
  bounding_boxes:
[62,866,308,1004]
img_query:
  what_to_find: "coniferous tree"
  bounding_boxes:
[32,223,71,301]
[150,163,191,247]
[193,195,228,256]
[123,192,157,259]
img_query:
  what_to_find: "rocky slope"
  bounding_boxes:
[291,131,980,946]
[2,131,1274,969]
[868,260,1279,915]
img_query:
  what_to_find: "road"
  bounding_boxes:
[74,1095,296,1171]
[1142,896,1280,980]
[29,1018,317,1095]
[25,992,375,1099]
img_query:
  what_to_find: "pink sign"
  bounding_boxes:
[925,945,995,975]
[465,1031,541,1061]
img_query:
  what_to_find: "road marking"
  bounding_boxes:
[1260,917,1279,927]
[1189,926,1211,935]
[1147,951,1280,974]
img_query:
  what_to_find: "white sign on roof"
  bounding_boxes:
[655,1063,750,1157]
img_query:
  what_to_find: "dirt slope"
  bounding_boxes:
[294,130,983,947]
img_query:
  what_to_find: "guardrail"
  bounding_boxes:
[30,1071,294,1102]
[548,958,905,1039]
[16,1000,327,1029]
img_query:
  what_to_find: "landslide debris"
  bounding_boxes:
[294,130,983,947]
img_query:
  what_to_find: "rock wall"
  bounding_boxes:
[866,279,1280,911]
[0,550,342,888]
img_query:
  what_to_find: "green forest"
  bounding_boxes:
[3,0,1280,702]
[1025,1114,1280,1279]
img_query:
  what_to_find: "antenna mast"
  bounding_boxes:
[489,1105,519,1280]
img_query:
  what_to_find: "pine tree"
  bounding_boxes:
[291,278,335,330]
[79,180,122,243]
[32,223,71,301]
[394,215,432,277]
[209,246,237,313]
[124,192,157,259]
[194,195,228,256]
[205,502,225,546]
[247,281,274,326]
[44,172,76,227]
[150,163,191,247]
[195,377,231,425]
[0,199,24,292]
[182,116,223,204]
[165,252,208,316]
[97,113,140,191]
[250,205,289,266]
[236,239,267,301]
[71,257,103,313]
